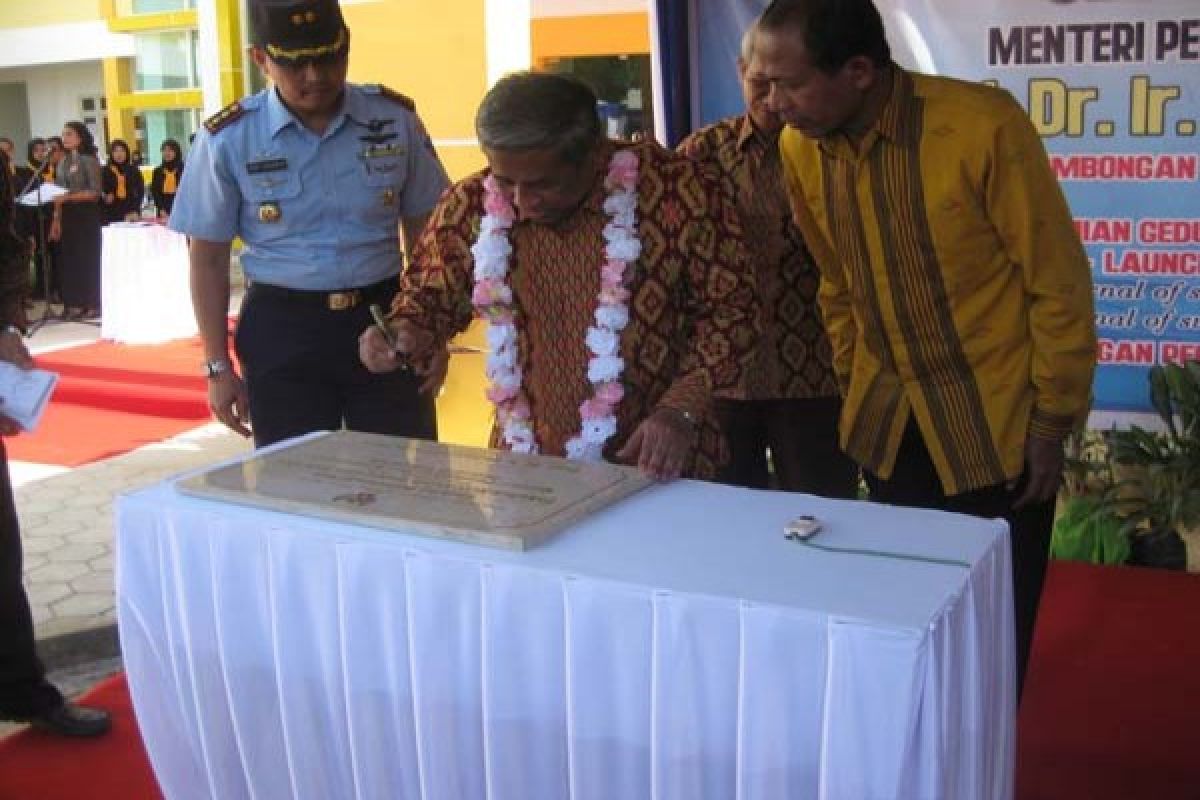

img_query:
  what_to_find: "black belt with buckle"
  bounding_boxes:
[248,277,397,311]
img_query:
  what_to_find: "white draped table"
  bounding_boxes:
[116,436,1015,800]
[101,223,197,344]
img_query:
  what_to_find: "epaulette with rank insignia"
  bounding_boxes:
[204,101,246,135]
[377,86,416,112]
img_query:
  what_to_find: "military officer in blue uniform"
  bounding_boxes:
[170,0,449,447]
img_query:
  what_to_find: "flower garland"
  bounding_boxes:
[470,149,640,460]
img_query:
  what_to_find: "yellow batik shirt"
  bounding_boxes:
[781,67,1096,495]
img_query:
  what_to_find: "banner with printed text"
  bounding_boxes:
[688,0,1199,414]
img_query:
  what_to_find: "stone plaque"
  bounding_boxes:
[176,431,652,550]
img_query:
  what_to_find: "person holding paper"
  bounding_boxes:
[756,0,1096,694]
[360,72,759,481]
[0,145,110,737]
[49,121,104,320]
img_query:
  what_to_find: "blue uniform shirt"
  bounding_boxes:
[169,84,449,290]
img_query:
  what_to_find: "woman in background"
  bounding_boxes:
[48,121,103,320]
[150,139,183,218]
[101,139,144,225]
[15,139,57,306]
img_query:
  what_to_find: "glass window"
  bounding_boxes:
[240,0,268,96]
[546,55,655,141]
[134,30,200,91]
[131,0,196,12]
[138,109,201,167]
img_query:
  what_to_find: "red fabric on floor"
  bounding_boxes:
[0,673,162,800]
[1016,561,1200,799]
[5,338,213,467]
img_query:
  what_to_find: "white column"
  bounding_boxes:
[485,0,532,89]
[196,0,225,116]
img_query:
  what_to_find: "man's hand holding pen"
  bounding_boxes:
[360,305,448,396]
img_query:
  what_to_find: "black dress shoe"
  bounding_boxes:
[25,702,112,738]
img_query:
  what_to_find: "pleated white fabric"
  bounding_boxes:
[100,224,197,344]
[117,448,1015,800]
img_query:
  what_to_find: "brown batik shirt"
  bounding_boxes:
[678,115,838,400]
[392,138,759,479]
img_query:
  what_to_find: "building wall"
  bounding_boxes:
[0,62,106,145]
[342,0,492,181]
[531,12,649,62]
[1,0,105,28]
[0,84,33,151]
[0,22,134,70]
[531,0,646,16]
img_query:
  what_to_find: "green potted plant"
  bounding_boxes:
[1108,360,1200,571]
[1051,432,1131,566]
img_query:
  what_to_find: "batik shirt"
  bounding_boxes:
[393,138,759,478]
[678,115,838,400]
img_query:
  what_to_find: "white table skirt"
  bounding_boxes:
[101,223,197,344]
[117,439,1015,800]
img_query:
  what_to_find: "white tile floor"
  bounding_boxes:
[12,307,251,646]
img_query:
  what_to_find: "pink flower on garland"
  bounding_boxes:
[594,381,624,406]
[472,278,511,308]
[607,150,639,190]
[481,176,516,224]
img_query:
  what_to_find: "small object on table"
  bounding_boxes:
[784,514,823,541]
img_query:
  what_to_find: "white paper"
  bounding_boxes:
[17,184,67,206]
[0,362,58,431]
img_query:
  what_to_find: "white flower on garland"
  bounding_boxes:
[595,304,629,331]
[585,327,620,357]
[471,149,640,460]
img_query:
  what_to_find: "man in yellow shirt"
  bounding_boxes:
[758,0,1096,695]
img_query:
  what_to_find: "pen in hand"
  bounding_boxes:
[369,304,397,348]
[369,304,410,370]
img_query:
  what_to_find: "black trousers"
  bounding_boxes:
[235,283,438,448]
[715,396,859,499]
[0,440,62,717]
[863,421,1054,699]
[57,202,102,311]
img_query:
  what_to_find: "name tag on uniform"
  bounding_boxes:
[362,144,405,159]
[246,158,288,175]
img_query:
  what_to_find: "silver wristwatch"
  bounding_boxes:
[203,358,232,379]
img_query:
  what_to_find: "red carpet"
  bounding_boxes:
[0,562,1196,799]
[1016,561,1200,800]
[0,673,161,800]
[6,338,213,467]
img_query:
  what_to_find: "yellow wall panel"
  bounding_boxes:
[102,57,137,144]
[437,146,487,183]
[342,0,487,151]
[3,0,102,28]
[106,10,196,32]
[532,12,649,61]
[438,322,492,447]
[338,0,491,437]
